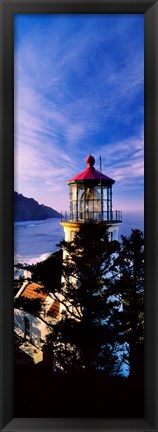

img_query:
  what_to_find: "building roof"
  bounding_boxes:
[17,282,60,320]
[21,282,47,301]
[68,155,115,185]
[47,300,60,319]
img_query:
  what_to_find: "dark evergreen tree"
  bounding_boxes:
[45,223,121,376]
[112,229,144,382]
[15,249,62,293]
[14,296,43,315]
[14,227,144,417]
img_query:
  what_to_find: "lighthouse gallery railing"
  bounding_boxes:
[61,210,122,223]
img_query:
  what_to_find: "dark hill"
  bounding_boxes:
[14,192,61,222]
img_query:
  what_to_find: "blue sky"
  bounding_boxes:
[14,14,144,212]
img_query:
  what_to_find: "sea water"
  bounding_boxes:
[14,210,144,265]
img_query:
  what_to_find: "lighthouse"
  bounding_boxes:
[61,154,122,241]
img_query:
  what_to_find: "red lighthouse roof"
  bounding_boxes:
[68,155,115,185]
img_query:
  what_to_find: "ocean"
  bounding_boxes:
[14,210,144,266]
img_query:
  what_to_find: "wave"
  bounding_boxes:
[14,252,51,266]
[14,217,60,227]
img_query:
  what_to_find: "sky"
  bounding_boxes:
[14,14,144,212]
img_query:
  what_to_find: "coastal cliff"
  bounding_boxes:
[14,192,61,221]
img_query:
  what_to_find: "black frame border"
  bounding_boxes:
[0,0,157,431]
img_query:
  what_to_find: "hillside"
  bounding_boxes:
[14,192,61,222]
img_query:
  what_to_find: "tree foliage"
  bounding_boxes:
[112,229,144,381]
[45,223,122,374]
[14,226,144,417]
[14,296,44,315]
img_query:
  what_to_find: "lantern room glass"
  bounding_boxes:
[69,184,113,222]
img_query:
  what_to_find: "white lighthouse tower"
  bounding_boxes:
[61,154,122,242]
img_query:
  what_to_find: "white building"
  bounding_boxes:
[14,282,60,363]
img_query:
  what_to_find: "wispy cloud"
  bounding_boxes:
[14,14,144,211]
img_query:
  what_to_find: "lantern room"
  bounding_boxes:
[62,155,122,224]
